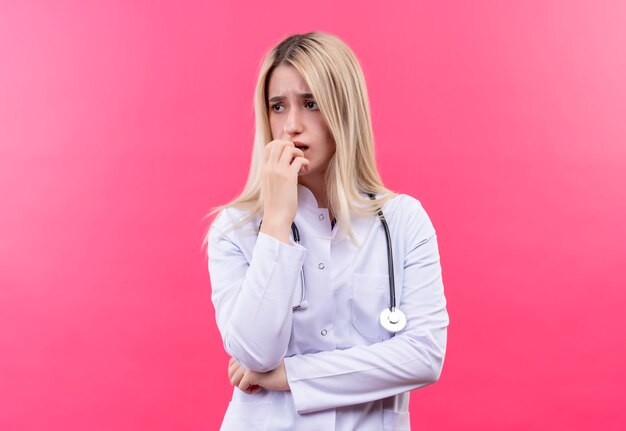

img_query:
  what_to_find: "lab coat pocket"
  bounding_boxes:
[383,409,411,430]
[351,272,392,342]
[220,401,271,430]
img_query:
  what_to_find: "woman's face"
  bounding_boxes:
[267,64,336,179]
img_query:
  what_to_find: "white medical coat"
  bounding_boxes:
[208,184,449,430]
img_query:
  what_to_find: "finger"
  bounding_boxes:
[238,371,257,393]
[228,360,245,385]
[228,358,239,377]
[279,146,304,169]
[230,367,245,386]
[228,359,238,379]
[229,367,242,386]
[263,142,270,163]
[263,140,275,164]
[289,156,310,176]
[228,363,237,381]
[270,140,295,166]
[266,140,285,165]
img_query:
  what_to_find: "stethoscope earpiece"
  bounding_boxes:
[380,307,407,332]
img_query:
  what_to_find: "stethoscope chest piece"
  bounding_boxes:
[380,307,407,332]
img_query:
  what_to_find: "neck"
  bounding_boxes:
[298,176,335,221]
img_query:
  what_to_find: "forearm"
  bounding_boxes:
[283,327,447,413]
[210,225,307,372]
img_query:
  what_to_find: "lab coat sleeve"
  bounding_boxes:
[283,197,449,413]
[208,210,307,372]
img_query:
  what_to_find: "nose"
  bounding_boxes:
[283,108,303,138]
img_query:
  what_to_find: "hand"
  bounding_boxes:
[228,357,290,394]
[261,140,310,231]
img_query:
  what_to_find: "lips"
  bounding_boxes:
[294,142,309,151]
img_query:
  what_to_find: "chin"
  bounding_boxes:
[298,168,316,176]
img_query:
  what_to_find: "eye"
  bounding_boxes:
[270,103,284,113]
[306,100,319,110]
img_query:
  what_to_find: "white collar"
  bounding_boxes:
[297,184,324,210]
[297,183,382,211]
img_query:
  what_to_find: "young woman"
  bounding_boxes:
[205,31,449,431]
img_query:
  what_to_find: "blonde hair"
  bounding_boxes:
[202,31,398,250]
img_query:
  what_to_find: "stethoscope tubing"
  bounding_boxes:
[376,209,396,310]
[256,193,397,311]
[256,193,408,332]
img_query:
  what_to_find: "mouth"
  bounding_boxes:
[294,142,310,152]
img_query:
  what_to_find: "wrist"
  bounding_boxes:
[260,216,292,244]
[258,360,289,391]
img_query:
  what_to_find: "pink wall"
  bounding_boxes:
[1,1,625,429]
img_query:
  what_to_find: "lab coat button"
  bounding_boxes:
[321,329,328,336]
[319,214,325,221]
[318,263,325,269]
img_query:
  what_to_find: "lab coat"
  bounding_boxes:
[208,184,449,430]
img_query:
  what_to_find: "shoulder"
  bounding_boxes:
[382,192,426,217]
[384,193,437,237]
[210,206,260,240]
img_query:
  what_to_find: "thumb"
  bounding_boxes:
[238,370,262,394]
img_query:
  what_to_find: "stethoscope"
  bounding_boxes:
[257,193,407,333]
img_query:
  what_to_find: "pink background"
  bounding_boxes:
[1,1,625,429]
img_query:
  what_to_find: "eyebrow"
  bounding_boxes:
[268,93,315,103]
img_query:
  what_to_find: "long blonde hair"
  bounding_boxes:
[202,31,398,250]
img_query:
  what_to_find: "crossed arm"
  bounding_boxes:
[208,199,448,414]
